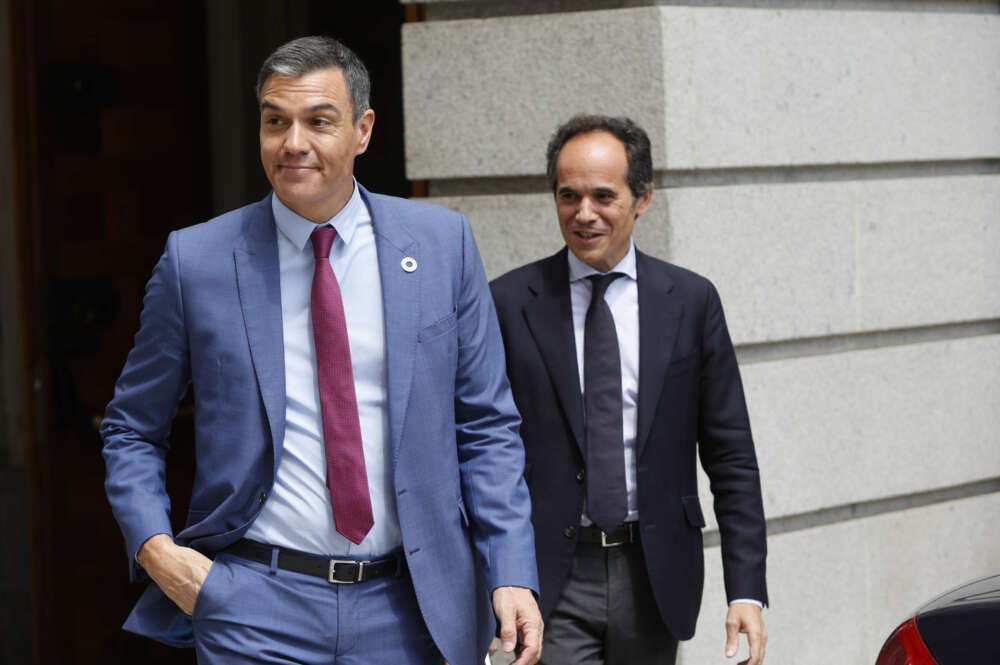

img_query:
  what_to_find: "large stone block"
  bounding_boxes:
[666,175,1000,343]
[403,8,1000,178]
[402,8,665,179]
[437,175,1000,345]
[678,492,1000,664]
[696,334,1000,529]
[659,8,1000,170]
[445,192,565,280]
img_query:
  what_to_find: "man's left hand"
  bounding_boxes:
[725,602,767,665]
[492,586,543,665]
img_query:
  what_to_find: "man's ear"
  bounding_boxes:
[633,188,653,218]
[355,108,375,156]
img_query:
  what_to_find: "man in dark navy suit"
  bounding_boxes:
[491,115,768,665]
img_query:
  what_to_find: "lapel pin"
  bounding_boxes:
[401,257,418,273]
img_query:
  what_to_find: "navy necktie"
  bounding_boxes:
[584,272,627,533]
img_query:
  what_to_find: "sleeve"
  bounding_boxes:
[452,216,539,596]
[696,280,769,606]
[100,231,192,581]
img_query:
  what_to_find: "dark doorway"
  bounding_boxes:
[7,1,411,663]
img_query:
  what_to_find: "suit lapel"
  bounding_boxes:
[361,186,419,460]
[636,250,684,459]
[522,249,585,454]
[234,195,286,466]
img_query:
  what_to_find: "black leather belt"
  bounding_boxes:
[578,522,639,547]
[225,539,406,584]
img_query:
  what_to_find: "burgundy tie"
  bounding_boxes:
[310,226,373,544]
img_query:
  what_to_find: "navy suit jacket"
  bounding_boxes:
[101,186,538,665]
[490,247,767,641]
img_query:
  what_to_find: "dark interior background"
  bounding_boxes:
[5,1,413,662]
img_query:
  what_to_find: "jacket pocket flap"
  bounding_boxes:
[681,495,706,528]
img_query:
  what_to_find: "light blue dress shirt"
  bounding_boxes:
[245,182,401,558]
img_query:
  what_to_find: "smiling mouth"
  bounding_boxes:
[575,231,602,239]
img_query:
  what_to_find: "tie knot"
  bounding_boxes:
[588,272,624,303]
[311,226,337,259]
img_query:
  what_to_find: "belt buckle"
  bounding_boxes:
[601,530,625,548]
[328,559,365,584]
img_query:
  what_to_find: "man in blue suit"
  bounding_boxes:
[101,36,541,665]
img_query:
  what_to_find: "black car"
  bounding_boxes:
[875,572,1000,664]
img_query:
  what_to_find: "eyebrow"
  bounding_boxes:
[259,101,340,113]
[557,186,618,196]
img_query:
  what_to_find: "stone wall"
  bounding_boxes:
[401,2,1000,663]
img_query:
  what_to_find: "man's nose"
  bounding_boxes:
[576,197,597,222]
[283,121,308,154]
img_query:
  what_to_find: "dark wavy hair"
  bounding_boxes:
[545,114,653,199]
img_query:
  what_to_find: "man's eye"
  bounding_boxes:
[312,118,330,127]
[264,117,283,126]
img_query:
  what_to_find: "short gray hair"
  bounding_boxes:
[255,36,371,123]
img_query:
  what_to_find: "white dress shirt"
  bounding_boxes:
[245,182,401,557]
[567,241,761,609]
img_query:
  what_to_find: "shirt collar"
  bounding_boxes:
[272,179,367,252]
[567,240,637,283]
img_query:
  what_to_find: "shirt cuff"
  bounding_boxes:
[729,599,764,609]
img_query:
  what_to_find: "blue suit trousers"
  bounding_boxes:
[192,550,441,665]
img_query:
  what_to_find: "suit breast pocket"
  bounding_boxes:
[418,309,457,343]
[416,309,458,378]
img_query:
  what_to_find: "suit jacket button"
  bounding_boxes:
[563,526,576,539]
[258,491,267,504]
[575,469,585,483]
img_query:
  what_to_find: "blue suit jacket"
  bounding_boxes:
[101,186,538,665]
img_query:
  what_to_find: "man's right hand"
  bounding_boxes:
[136,533,213,616]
